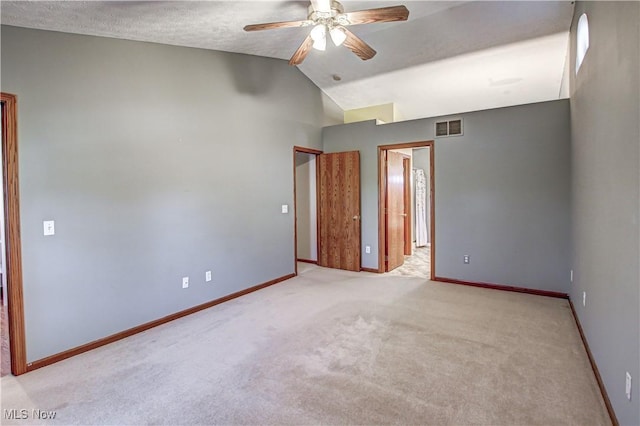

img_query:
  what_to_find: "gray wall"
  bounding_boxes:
[323,100,571,293]
[569,2,640,424]
[295,152,317,261]
[1,26,326,362]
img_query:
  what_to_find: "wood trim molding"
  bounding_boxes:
[429,146,435,279]
[293,148,298,275]
[378,141,434,150]
[378,141,434,275]
[315,154,321,270]
[433,276,569,299]
[568,300,619,426]
[1,92,27,376]
[297,258,317,264]
[377,147,386,272]
[294,146,323,155]
[360,267,380,273]
[27,273,295,372]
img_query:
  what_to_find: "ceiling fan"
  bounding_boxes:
[244,0,409,66]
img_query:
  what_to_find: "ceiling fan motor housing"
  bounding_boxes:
[308,1,346,27]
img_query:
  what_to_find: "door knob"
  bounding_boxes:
[400,213,407,217]
[353,215,360,221]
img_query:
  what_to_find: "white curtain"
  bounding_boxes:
[415,169,428,247]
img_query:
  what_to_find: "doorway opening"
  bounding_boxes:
[294,147,362,274]
[378,141,434,279]
[293,146,322,276]
[1,92,27,376]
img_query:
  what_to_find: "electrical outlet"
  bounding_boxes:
[365,245,371,254]
[281,204,288,214]
[463,255,470,264]
[205,270,212,282]
[182,277,189,289]
[626,372,632,401]
[570,269,573,283]
[582,291,586,307]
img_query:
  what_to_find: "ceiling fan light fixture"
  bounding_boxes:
[329,26,347,46]
[310,24,327,42]
[310,24,327,51]
[313,37,327,51]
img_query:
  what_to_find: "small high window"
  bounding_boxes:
[576,13,589,74]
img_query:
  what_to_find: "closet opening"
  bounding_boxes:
[293,146,322,275]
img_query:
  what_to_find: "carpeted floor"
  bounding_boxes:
[1,264,609,425]
[1,299,9,377]
[387,245,430,279]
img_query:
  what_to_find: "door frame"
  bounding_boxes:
[378,141,435,277]
[293,146,322,276]
[1,92,27,375]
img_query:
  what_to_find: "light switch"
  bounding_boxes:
[43,220,55,236]
[281,204,289,214]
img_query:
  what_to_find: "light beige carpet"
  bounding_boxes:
[1,301,9,377]
[1,264,609,425]
[387,245,431,279]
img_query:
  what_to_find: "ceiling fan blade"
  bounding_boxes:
[310,0,331,13]
[289,34,315,66]
[343,5,410,26]
[244,19,312,32]
[342,28,376,61]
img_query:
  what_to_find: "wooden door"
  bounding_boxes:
[403,157,412,255]
[386,151,405,271]
[318,151,361,271]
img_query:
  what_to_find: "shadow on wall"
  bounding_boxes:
[224,53,278,96]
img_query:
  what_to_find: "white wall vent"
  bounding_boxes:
[435,119,463,137]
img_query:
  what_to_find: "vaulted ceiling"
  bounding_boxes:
[1,1,575,121]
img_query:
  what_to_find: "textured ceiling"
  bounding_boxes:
[0,1,575,121]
